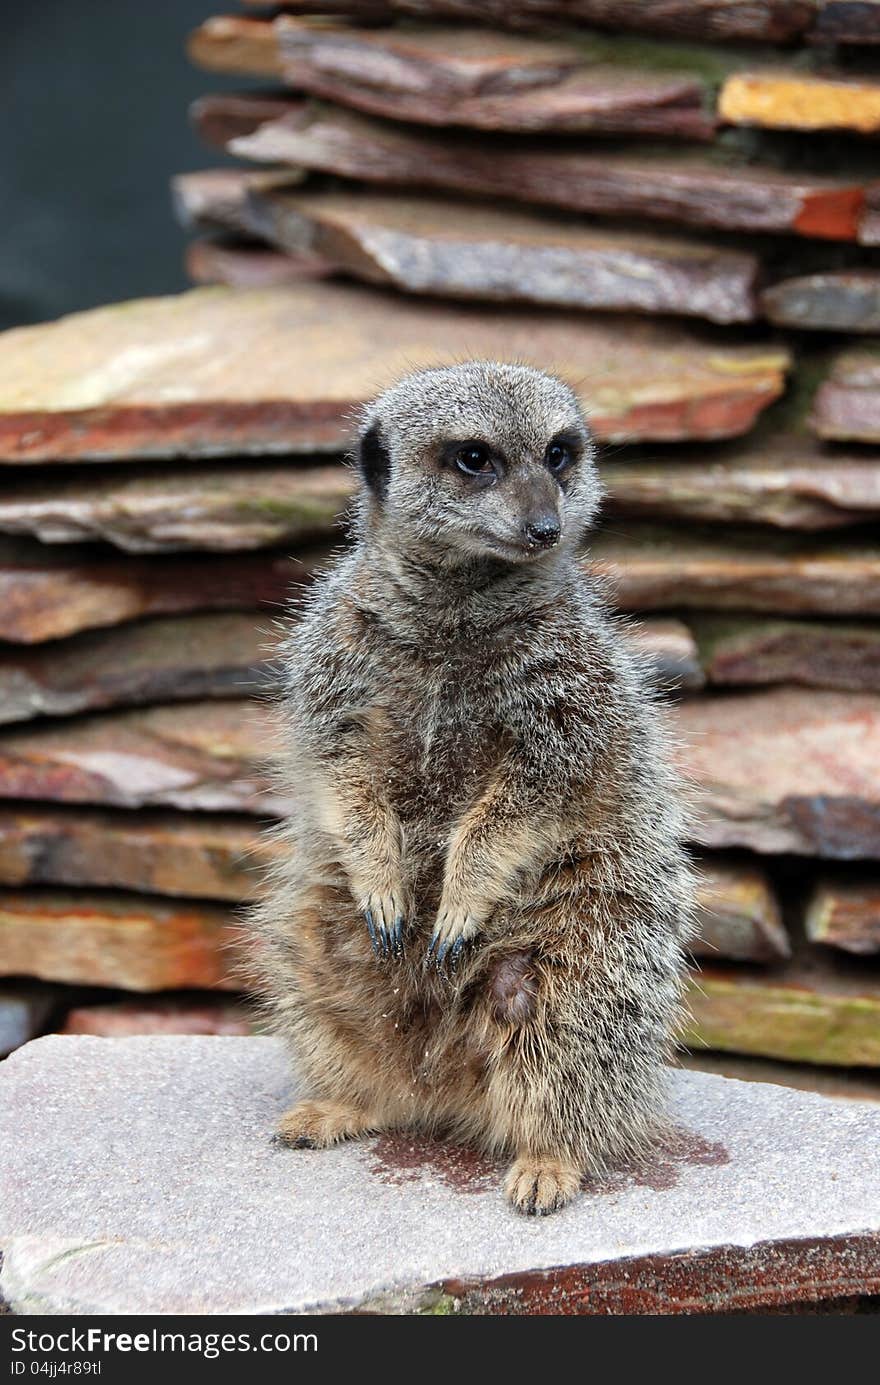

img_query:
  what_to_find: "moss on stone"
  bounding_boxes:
[418,1291,459,1315]
[685,973,880,1067]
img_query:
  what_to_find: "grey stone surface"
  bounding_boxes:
[1,1036,879,1315]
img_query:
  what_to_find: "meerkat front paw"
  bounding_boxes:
[362,889,406,958]
[505,1156,582,1216]
[274,1099,375,1149]
[427,905,480,966]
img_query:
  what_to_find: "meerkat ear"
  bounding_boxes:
[358,422,391,502]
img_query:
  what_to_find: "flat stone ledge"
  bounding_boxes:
[1,1036,879,1315]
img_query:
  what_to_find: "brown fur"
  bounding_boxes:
[248,362,694,1216]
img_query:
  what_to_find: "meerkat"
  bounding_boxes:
[249,360,693,1216]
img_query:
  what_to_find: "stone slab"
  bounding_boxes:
[190,91,304,148]
[0,283,788,462]
[0,463,354,551]
[238,1,817,44]
[173,166,309,238]
[602,442,880,530]
[686,956,880,1066]
[0,808,267,900]
[720,70,880,134]
[0,984,58,1059]
[4,814,757,943]
[681,1052,880,1105]
[192,19,717,139]
[0,537,324,644]
[225,100,868,242]
[176,175,759,325]
[0,820,768,952]
[61,996,252,1037]
[187,15,284,76]
[2,530,804,647]
[4,687,876,857]
[0,603,692,727]
[186,238,326,290]
[282,21,717,139]
[0,611,277,724]
[678,687,880,857]
[805,878,880,955]
[762,272,880,333]
[2,1037,879,1314]
[0,700,284,816]
[242,1,820,43]
[812,0,880,43]
[692,860,790,962]
[15,446,876,555]
[0,892,241,992]
[629,617,704,692]
[693,615,880,693]
[811,349,880,443]
[589,526,880,616]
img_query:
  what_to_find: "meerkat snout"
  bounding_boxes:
[353,361,602,564]
[524,514,561,549]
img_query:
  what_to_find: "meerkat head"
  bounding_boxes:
[355,361,601,564]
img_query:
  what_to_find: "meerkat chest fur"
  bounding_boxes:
[291,573,567,892]
[361,632,519,832]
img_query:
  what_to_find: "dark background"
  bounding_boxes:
[2,1,248,330]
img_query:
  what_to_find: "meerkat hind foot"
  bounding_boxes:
[505,1155,582,1216]
[274,1099,378,1150]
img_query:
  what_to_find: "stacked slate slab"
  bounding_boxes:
[0,2,878,1104]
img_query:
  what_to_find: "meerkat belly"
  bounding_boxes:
[294,666,543,1109]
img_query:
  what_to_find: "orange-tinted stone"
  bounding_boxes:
[0,891,242,991]
[805,877,880,955]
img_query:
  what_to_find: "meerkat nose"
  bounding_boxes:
[524,517,561,549]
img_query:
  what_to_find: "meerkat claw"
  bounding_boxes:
[427,930,450,964]
[365,899,407,958]
[428,911,478,966]
[428,933,465,969]
[448,937,467,968]
[387,915,404,956]
[364,908,382,956]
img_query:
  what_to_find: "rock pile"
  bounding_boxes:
[0,1,878,1096]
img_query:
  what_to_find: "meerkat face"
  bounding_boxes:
[357,361,601,563]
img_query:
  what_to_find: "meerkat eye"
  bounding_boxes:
[453,441,496,478]
[545,437,575,474]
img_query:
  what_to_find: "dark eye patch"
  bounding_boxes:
[544,430,582,476]
[441,438,503,484]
